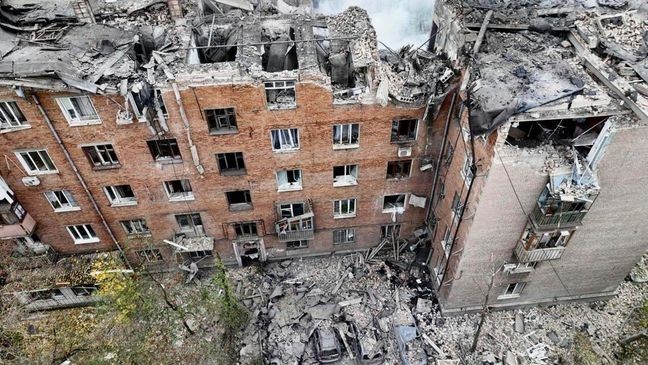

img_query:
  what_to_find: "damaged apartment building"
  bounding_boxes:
[0,0,455,277]
[426,0,648,313]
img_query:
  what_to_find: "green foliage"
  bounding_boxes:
[213,256,249,333]
[572,331,598,365]
[617,300,648,364]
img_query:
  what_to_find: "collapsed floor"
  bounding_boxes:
[229,253,647,365]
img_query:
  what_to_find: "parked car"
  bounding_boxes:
[348,321,385,364]
[314,327,342,363]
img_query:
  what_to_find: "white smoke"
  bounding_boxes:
[315,0,435,50]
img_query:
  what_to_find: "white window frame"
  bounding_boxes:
[276,169,303,192]
[382,194,407,213]
[286,239,309,250]
[121,219,150,236]
[0,101,29,131]
[103,185,137,207]
[15,149,58,175]
[333,164,358,187]
[56,96,101,126]
[44,190,80,212]
[265,80,296,109]
[66,224,100,244]
[164,179,194,201]
[332,123,359,149]
[441,226,452,257]
[333,228,356,244]
[461,154,474,186]
[498,282,526,300]
[333,198,357,219]
[271,128,300,152]
[82,144,120,168]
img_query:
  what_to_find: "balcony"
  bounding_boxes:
[529,204,587,231]
[0,202,36,239]
[276,214,314,242]
[514,240,565,263]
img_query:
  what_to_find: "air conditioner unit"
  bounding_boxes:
[22,176,40,187]
[503,263,518,273]
[398,147,412,157]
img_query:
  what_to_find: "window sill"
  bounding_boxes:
[169,195,195,202]
[272,148,300,153]
[286,246,308,251]
[333,180,358,187]
[386,176,410,181]
[209,129,239,136]
[391,139,416,144]
[74,238,100,245]
[382,207,405,214]
[268,105,296,110]
[155,159,183,165]
[510,268,534,274]
[92,164,121,171]
[110,201,138,207]
[220,169,247,176]
[27,170,59,176]
[332,144,359,150]
[0,125,31,133]
[334,214,356,219]
[277,185,303,192]
[54,207,81,213]
[229,204,253,212]
[68,120,102,127]
[496,294,521,300]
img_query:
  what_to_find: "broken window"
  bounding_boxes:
[271,128,299,151]
[0,101,27,131]
[121,219,150,236]
[104,185,137,206]
[189,250,212,259]
[333,228,355,245]
[332,123,359,148]
[444,144,454,167]
[71,286,97,297]
[0,202,24,225]
[391,119,418,142]
[438,179,446,200]
[147,139,182,162]
[206,107,237,134]
[286,240,309,250]
[56,96,100,125]
[137,248,163,262]
[442,226,452,256]
[217,152,246,175]
[333,164,358,186]
[499,282,526,299]
[234,222,258,238]
[276,169,302,191]
[44,190,79,212]
[386,160,412,179]
[226,190,252,211]
[381,224,401,239]
[461,155,474,185]
[154,89,168,117]
[279,202,305,219]
[192,24,239,64]
[451,192,464,218]
[164,179,194,201]
[175,213,204,235]
[334,198,356,218]
[66,224,99,244]
[523,229,572,250]
[16,149,57,175]
[261,26,298,72]
[265,81,296,109]
[383,194,406,213]
[82,144,120,169]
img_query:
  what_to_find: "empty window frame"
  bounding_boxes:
[67,224,99,244]
[121,218,150,236]
[381,224,401,239]
[154,89,168,117]
[16,150,57,175]
[234,222,258,237]
[44,190,79,212]
[499,282,526,299]
[56,96,100,125]
[175,213,204,234]
[146,139,181,162]
[226,190,252,210]
[444,144,454,167]
[72,286,97,297]
[265,81,296,109]
[451,192,464,217]
[332,123,359,148]
[279,202,305,219]
[104,185,137,206]
[137,248,163,262]
[0,203,24,225]
[462,155,474,185]
[386,160,412,179]
[441,226,452,256]
[189,250,212,259]
[333,164,358,186]
[333,228,356,244]
[333,198,356,218]
[276,169,302,191]
[82,144,120,169]
[286,240,309,250]
[271,128,299,151]
[391,119,418,142]
[164,179,194,201]
[0,101,27,130]
[217,152,246,175]
[206,108,237,134]
[383,194,406,212]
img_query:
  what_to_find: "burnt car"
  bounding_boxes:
[314,327,342,363]
[348,321,386,364]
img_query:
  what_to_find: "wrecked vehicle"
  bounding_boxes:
[348,321,385,364]
[393,310,427,365]
[313,327,342,363]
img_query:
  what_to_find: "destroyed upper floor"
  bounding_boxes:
[0,0,455,106]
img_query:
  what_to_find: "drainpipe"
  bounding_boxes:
[32,95,133,270]
[172,82,204,175]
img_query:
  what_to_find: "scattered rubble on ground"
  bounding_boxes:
[230,252,646,364]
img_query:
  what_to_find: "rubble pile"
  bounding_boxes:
[229,253,646,365]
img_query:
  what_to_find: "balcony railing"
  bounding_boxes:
[530,205,587,230]
[0,212,36,239]
[514,241,565,262]
[275,215,314,242]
